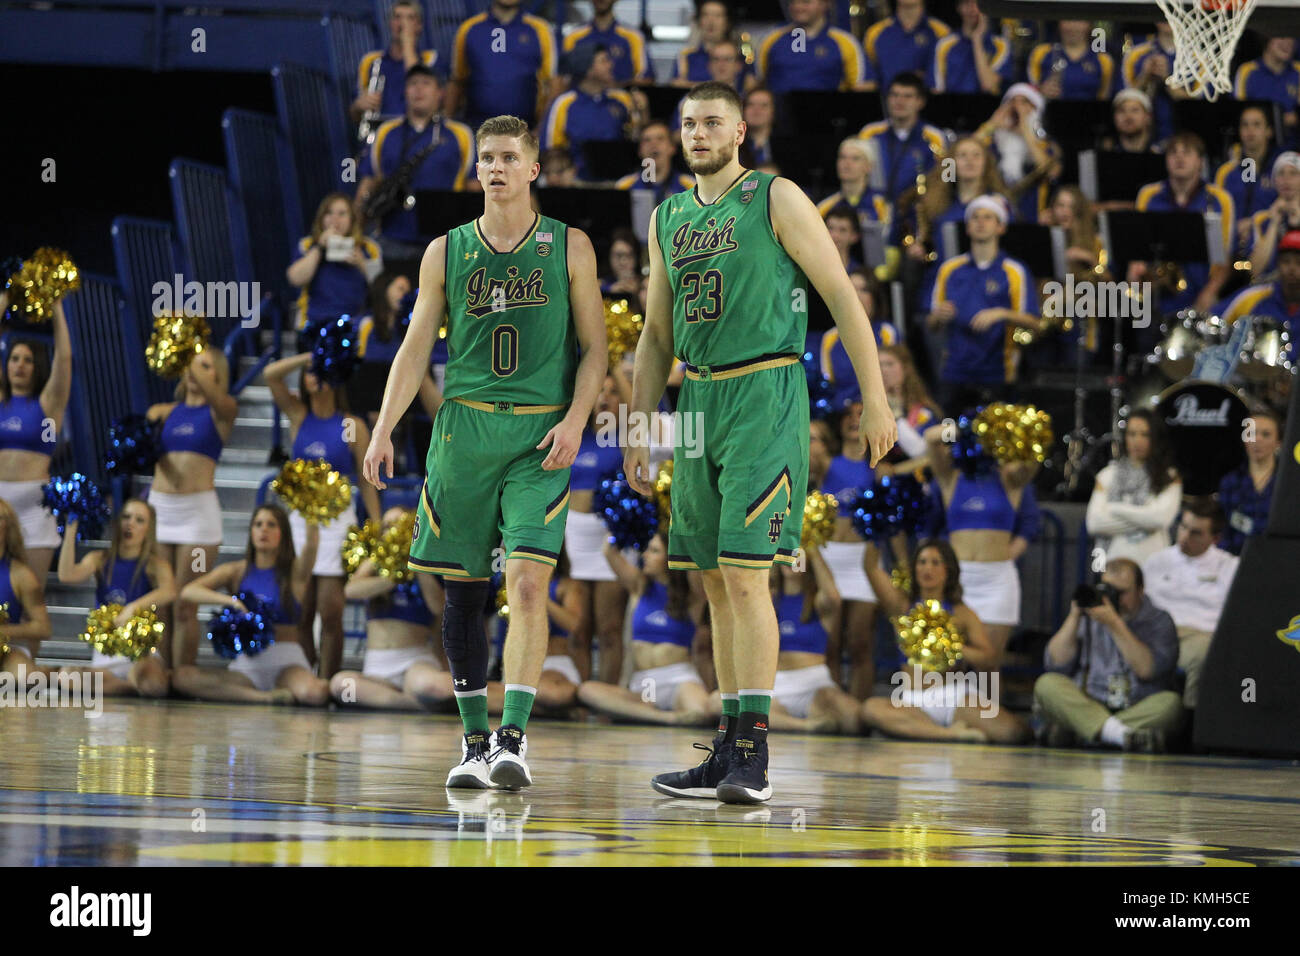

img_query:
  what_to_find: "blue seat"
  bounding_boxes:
[60,273,146,488]
[222,109,296,306]
[272,62,354,233]
[110,216,183,407]
[325,15,381,121]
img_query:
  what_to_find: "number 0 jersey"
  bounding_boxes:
[655,169,807,367]
[442,212,578,404]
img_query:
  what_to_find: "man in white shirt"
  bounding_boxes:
[1142,499,1240,709]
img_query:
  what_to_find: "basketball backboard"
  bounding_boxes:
[982,0,1297,35]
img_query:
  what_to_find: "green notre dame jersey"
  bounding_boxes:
[442,212,577,404]
[655,169,807,367]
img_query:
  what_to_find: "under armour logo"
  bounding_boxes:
[455,678,467,687]
[768,511,784,544]
[464,251,478,260]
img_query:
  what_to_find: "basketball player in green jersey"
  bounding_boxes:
[625,82,897,804]
[363,115,607,791]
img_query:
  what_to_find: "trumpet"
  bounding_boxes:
[358,56,386,145]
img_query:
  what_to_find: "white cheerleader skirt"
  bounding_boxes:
[290,502,357,578]
[957,559,1021,627]
[90,650,134,679]
[362,646,439,686]
[148,488,223,547]
[565,509,616,581]
[773,664,838,719]
[542,653,582,685]
[0,478,61,549]
[229,641,312,691]
[627,660,705,711]
[821,540,879,604]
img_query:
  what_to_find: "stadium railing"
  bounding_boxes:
[272,62,355,234]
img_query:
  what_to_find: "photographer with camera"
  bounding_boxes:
[1034,558,1183,753]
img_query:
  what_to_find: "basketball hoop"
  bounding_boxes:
[1154,0,1258,101]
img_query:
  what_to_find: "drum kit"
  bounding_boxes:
[1058,308,1293,497]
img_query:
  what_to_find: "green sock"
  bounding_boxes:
[501,685,537,731]
[721,695,740,718]
[738,692,772,717]
[456,692,490,736]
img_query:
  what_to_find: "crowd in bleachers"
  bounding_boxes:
[3,0,1297,756]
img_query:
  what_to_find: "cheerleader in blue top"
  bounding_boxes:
[766,548,861,734]
[860,538,1029,743]
[575,532,710,726]
[353,273,442,430]
[265,351,382,682]
[0,497,53,681]
[0,294,72,591]
[56,499,175,697]
[334,506,445,710]
[174,504,328,705]
[146,347,238,669]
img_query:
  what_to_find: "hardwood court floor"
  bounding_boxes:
[1,699,1298,866]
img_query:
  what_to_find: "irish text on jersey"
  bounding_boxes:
[464,265,550,318]
[669,216,740,268]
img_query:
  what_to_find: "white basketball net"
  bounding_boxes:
[1154,0,1258,100]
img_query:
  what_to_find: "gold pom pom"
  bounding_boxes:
[77,604,165,661]
[496,582,509,619]
[894,599,964,673]
[341,519,381,576]
[0,601,9,656]
[10,248,81,322]
[801,491,837,551]
[374,511,415,582]
[973,402,1054,465]
[605,298,644,365]
[653,458,673,526]
[890,567,912,595]
[146,311,211,379]
[272,458,353,525]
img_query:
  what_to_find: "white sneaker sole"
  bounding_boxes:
[489,756,532,791]
[445,766,491,789]
[716,782,773,804]
[650,778,717,799]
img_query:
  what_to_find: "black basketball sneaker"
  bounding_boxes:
[650,733,732,798]
[716,734,772,804]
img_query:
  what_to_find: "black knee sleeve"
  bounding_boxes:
[441,580,491,692]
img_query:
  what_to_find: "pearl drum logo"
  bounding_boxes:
[669,216,739,267]
[464,265,549,317]
[1165,394,1230,426]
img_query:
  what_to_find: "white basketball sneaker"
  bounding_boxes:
[445,730,493,789]
[487,725,532,790]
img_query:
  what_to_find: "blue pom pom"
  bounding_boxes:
[206,591,276,659]
[42,473,111,540]
[951,408,994,477]
[850,474,928,542]
[800,350,835,420]
[398,288,418,331]
[105,415,162,476]
[591,469,658,551]
[1,256,22,283]
[305,315,360,386]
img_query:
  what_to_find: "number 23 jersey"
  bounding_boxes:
[655,169,808,367]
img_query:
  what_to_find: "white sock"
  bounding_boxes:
[1099,715,1130,748]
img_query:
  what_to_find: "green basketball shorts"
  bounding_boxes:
[667,356,809,572]
[409,398,571,581]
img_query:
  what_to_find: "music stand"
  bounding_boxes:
[580,140,641,184]
[1077,150,1169,204]
[533,187,634,246]
[773,91,883,141]
[641,85,685,126]
[413,190,485,238]
[1172,98,1280,161]
[924,93,1001,137]
[1103,209,1223,271]
[955,222,1056,279]
[1044,99,1113,153]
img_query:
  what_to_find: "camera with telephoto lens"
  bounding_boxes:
[1073,581,1119,609]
